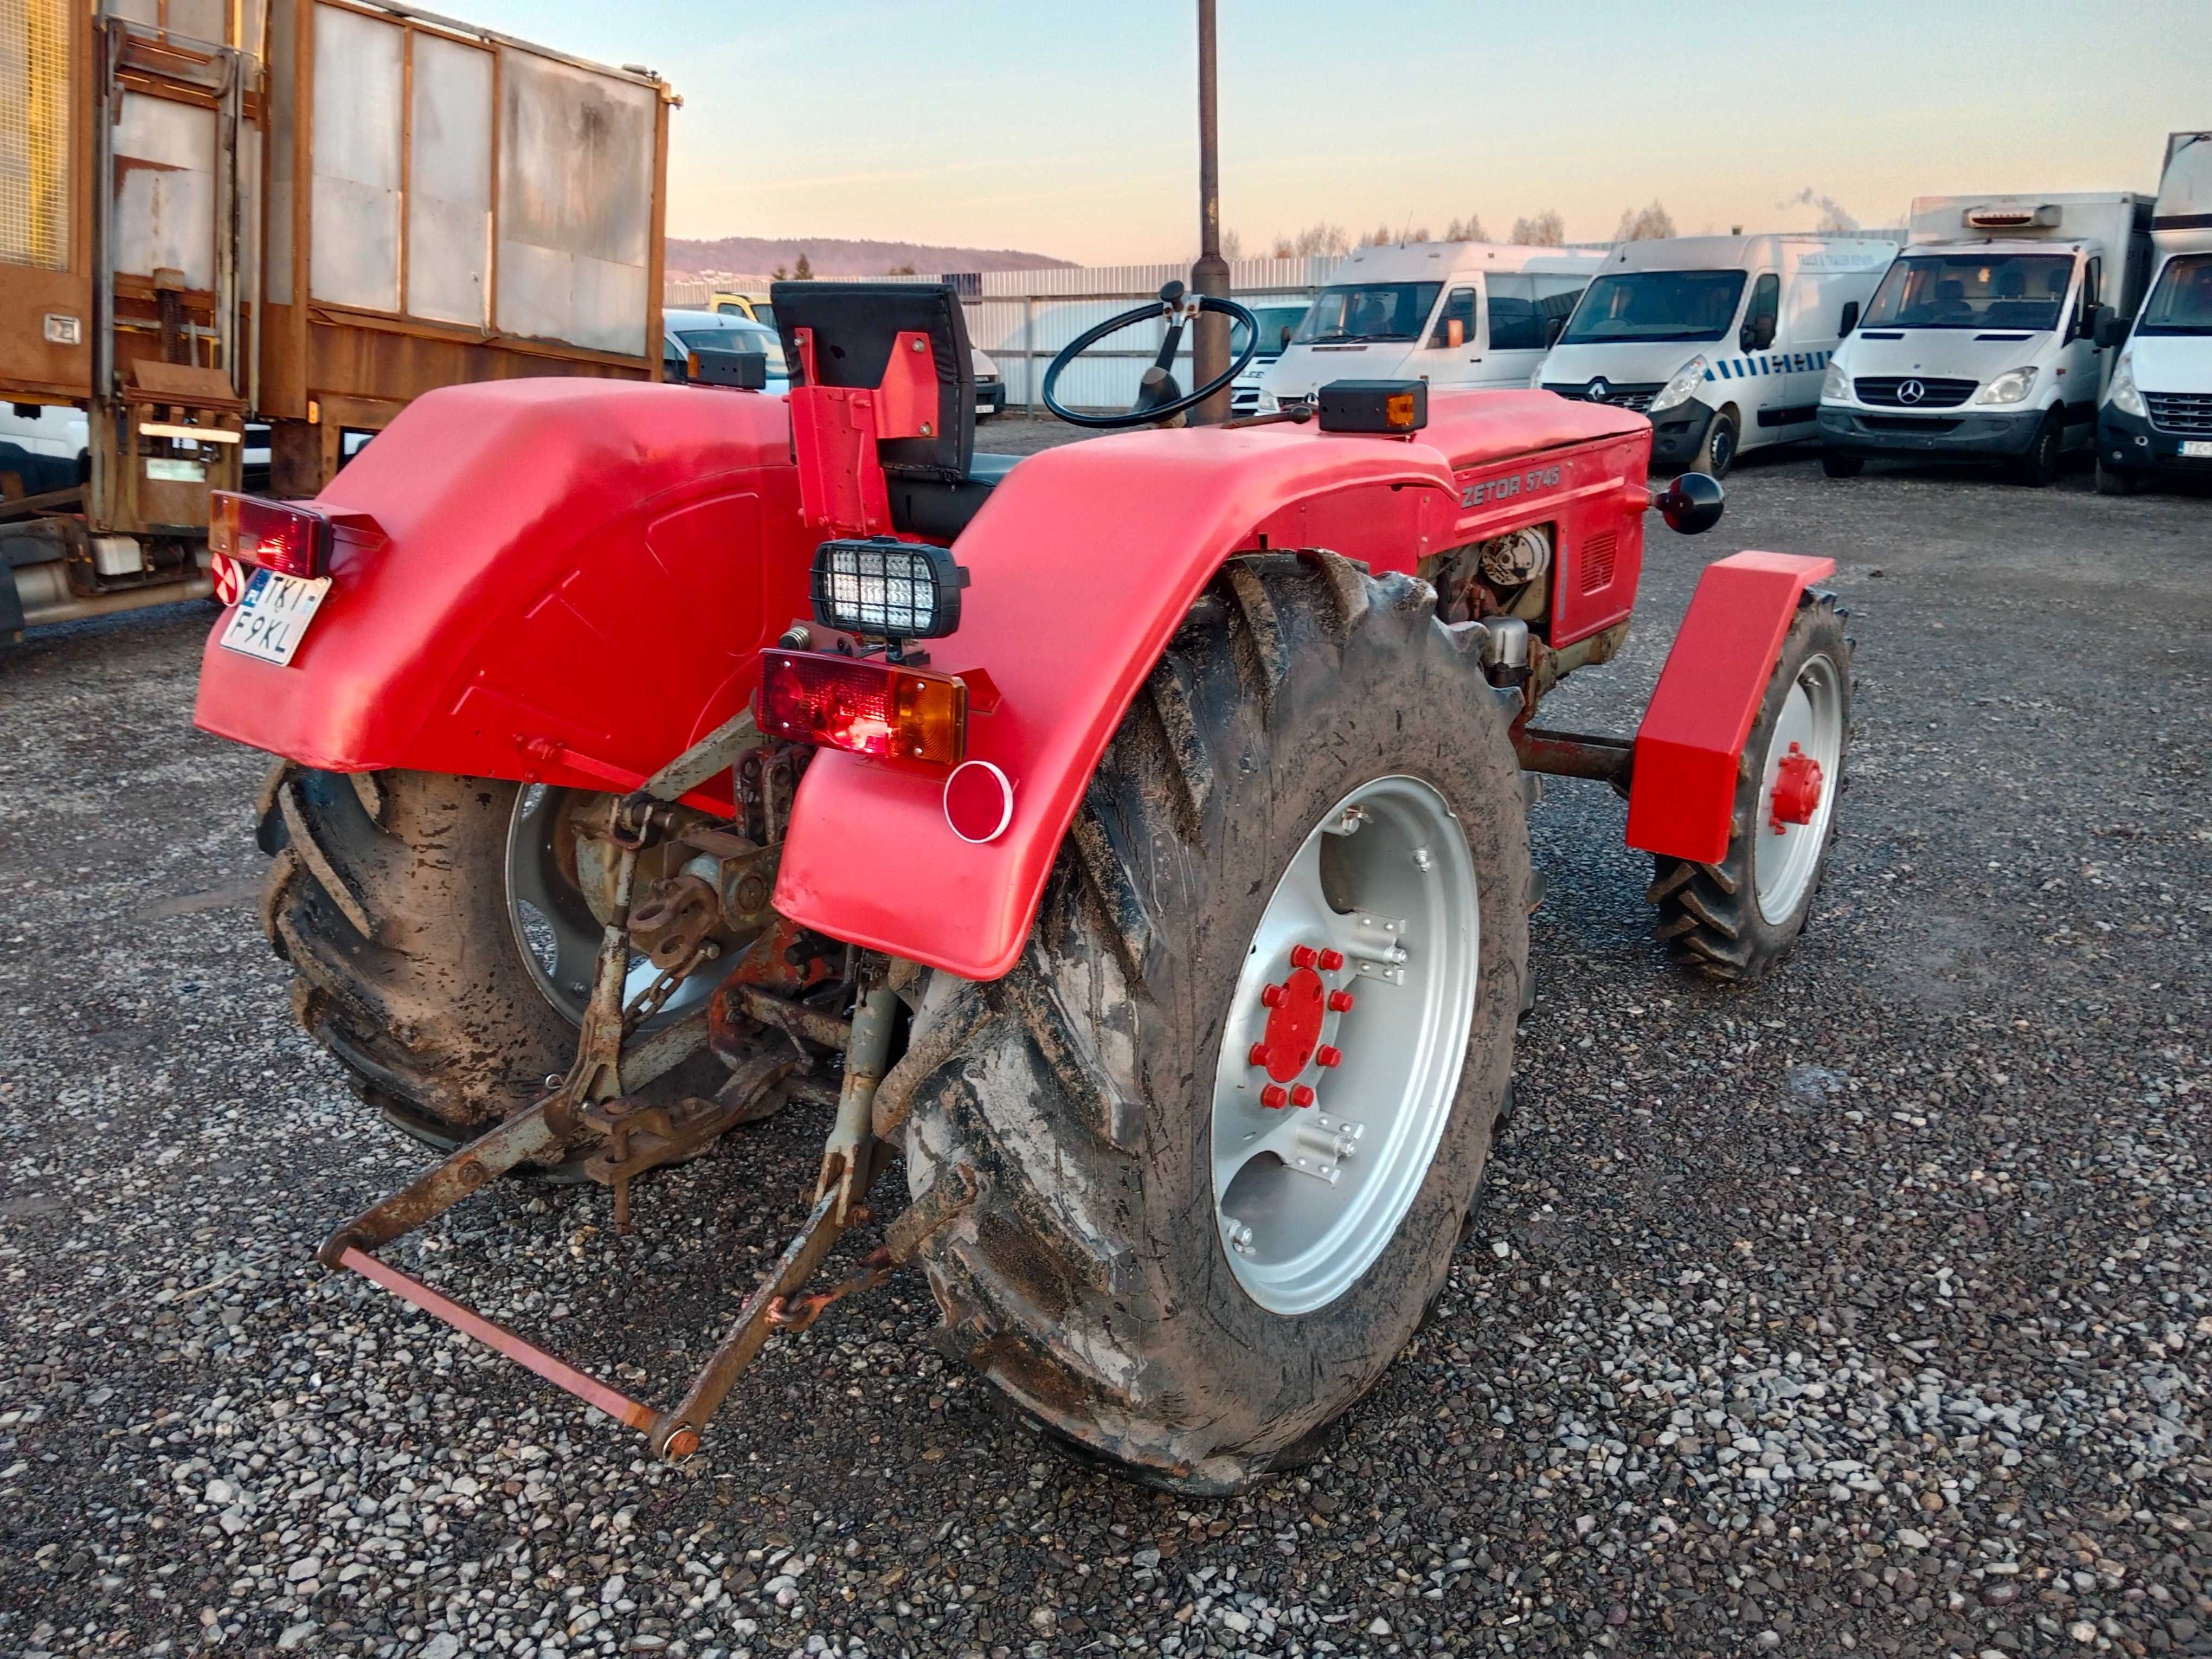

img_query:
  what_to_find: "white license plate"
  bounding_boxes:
[218,568,331,667]
[2183,440,2212,459]
[975,402,994,416]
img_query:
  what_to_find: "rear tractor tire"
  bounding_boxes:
[259,767,715,1152]
[893,552,1531,1493]
[1649,591,1851,983]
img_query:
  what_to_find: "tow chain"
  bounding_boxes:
[621,937,722,1036]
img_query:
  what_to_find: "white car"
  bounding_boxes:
[663,310,790,394]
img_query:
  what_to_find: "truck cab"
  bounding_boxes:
[1821,194,2154,484]
[1540,235,1896,478]
[1255,242,1599,414]
[2098,134,2212,493]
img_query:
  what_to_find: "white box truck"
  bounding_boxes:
[1818,193,2153,485]
[1537,235,1897,478]
[2095,134,2212,494]
[1253,242,1602,413]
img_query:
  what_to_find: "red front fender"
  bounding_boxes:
[1625,550,1839,864]
[192,379,810,806]
[771,394,1643,982]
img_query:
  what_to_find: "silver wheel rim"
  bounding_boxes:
[1209,776,1480,1316]
[1753,652,1844,925]
[505,784,715,1028]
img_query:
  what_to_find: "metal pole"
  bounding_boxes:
[1189,0,1231,425]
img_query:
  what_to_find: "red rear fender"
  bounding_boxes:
[192,379,811,805]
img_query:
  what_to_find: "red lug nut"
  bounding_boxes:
[1289,944,1319,969]
[1316,948,1346,972]
[1260,983,1287,1008]
[1248,1042,1272,1068]
[1316,1045,1343,1069]
[1290,1084,1316,1108]
[1261,1084,1289,1109]
[1327,989,1356,1013]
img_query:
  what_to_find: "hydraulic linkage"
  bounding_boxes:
[314,708,976,1459]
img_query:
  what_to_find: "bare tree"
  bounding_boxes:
[1612,202,1676,242]
[1275,222,1349,258]
[1509,209,1566,247]
[1443,214,1488,243]
[1360,223,1396,248]
[1220,227,1245,260]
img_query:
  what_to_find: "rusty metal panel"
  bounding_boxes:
[307,2,401,312]
[113,91,217,286]
[264,0,295,305]
[404,30,491,327]
[494,47,654,356]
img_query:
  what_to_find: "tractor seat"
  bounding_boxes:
[886,451,1024,540]
[771,279,1020,541]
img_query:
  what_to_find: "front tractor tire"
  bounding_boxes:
[259,768,613,1148]
[895,553,1531,1493]
[1649,591,1851,982]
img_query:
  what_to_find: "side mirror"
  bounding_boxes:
[1545,313,1568,346]
[1445,318,1465,349]
[1741,316,1776,351]
[1655,472,1725,536]
[1279,324,1294,349]
[2093,307,2126,349]
[1839,301,1860,336]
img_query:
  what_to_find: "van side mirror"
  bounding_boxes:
[2093,307,2126,349]
[1839,301,1860,336]
[1279,324,1294,349]
[1740,316,1777,352]
[1445,318,1465,349]
[1545,314,1568,346]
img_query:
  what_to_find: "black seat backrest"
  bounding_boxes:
[770,281,976,484]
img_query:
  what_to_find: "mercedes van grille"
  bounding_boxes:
[1854,377,1977,409]
[2144,391,2212,436]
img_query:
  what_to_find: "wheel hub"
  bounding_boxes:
[1210,775,1480,1316]
[1753,655,1845,925]
[1767,742,1824,833]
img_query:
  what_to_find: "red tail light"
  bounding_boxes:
[757,650,967,766]
[209,492,344,578]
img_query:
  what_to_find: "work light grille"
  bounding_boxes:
[811,539,959,638]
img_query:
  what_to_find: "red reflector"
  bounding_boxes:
[209,491,336,578]
[757,651,967,766]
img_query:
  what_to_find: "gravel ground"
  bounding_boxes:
[2,433,2208,1659]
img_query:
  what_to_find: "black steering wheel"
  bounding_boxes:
[1042,281,1262,429]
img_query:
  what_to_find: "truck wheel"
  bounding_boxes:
[259,767,715,1149]
[2011,412,2063,487]
[1694,407,1739,479]
[1821,450,1864,479]
[2095,459,2136,497]
[896,553,1529,1492]
[1648,592,1850,983]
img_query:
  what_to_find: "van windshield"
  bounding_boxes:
[1861,253,2074,331]
[1293,284,1442,344]
[1240,305,1312,356]
[2135,254,2212,336]
[1558,271,1747,344]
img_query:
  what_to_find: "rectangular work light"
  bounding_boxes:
[810,538,969,640]
[209,491,338,578]
[1316,379,1429,434]
[756,650,968,766]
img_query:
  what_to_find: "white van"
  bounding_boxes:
[1820,193,2153,485]
[1229,299,1317,416]
[1539,235,1896,478]
[1254,242,1602,411]
[0,402,89,499]
[2096,133,2212,494]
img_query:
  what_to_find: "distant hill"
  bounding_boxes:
[667,235,1073,278]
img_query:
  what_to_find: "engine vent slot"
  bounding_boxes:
[1579,532,1617,594]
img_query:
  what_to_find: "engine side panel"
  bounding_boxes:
[773,393,1650,982]
[192,380,809,805]
[1626,550,1840,863]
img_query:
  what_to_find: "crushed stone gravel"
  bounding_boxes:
[1,439,2207,1658]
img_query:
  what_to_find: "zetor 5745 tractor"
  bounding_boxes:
[192,281,1849,1492]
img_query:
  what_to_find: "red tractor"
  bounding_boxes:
[194,281,1848,1492]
